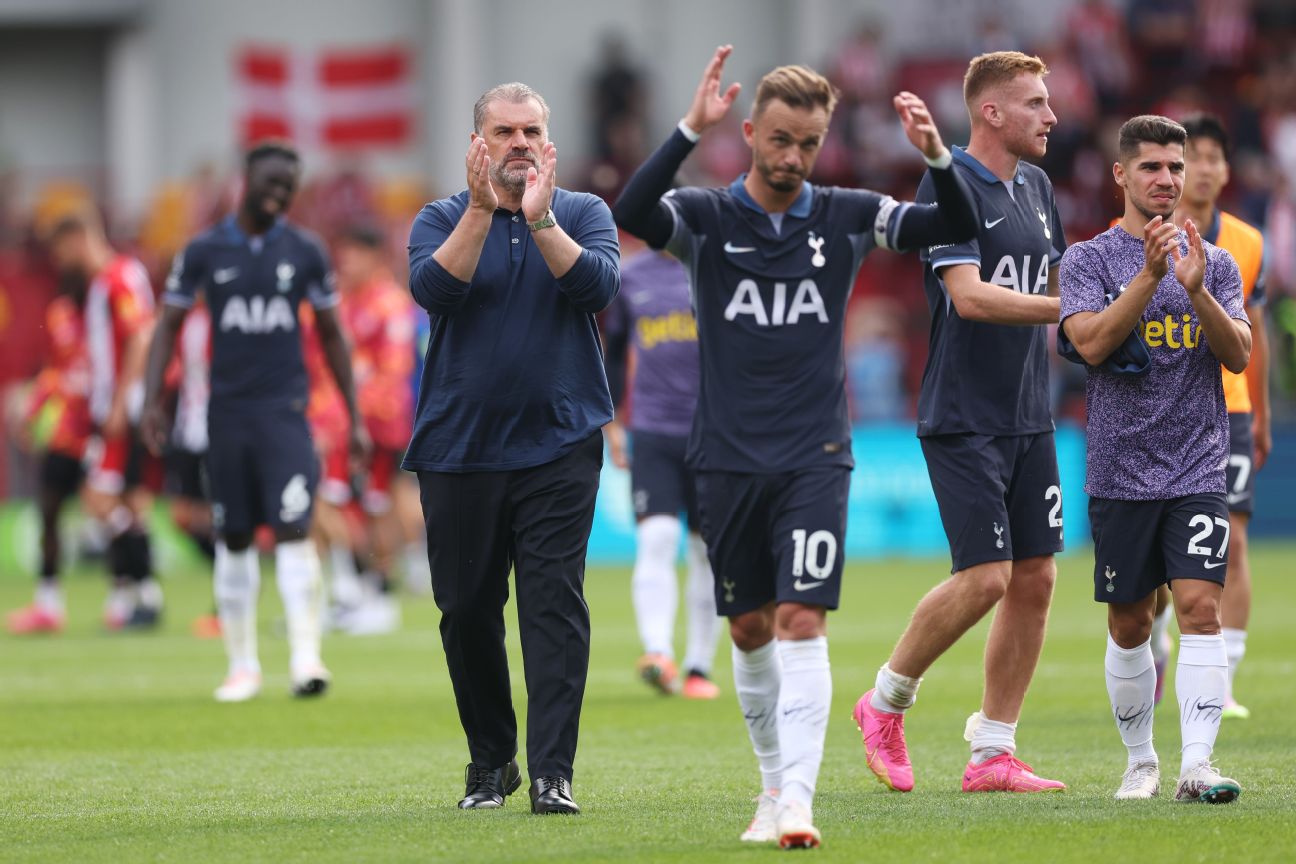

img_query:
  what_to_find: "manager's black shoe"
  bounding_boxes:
[529,776,580,815]
[458,760,522,809]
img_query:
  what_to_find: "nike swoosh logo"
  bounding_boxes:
[724,242,756,253]
[793,579,825,592]
[1117,709,1146,723]
[1203,561,1225,569]
[984,217,1006,229]
[212,267,240,284]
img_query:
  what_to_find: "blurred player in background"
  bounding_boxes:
[603,249,721,700]
[1060,115,1249,803]
[158,300,220,638]
[328,223,416,634]
[855,51,1068,796]
[6,286,92,633]
[1145,114,1269,720]
[142,141,369,702]
[42,210,162,630]
[615,46,975,847]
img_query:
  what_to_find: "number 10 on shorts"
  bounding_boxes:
[791,528,838,590]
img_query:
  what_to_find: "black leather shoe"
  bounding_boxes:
[529,776,580,814]
[458,760,521,809]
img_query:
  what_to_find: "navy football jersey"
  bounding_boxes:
[163,217,336,409]
[915,147,1065,437]
[665,177,910,473]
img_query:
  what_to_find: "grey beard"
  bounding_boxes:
[491,164,528,195]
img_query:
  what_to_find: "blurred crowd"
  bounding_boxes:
[581,0,1296,427]
[4,0,1296,509]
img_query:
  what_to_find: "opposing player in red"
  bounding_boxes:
[7,289,93,633]
[46,210,162,629]
[328,225,416,633]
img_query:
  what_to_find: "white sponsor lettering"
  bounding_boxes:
[724,279,828,326]
[218,294,296,334]
[989,254,1049,295]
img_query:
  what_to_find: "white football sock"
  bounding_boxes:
[681,533,720,675]
[732,639,782,791]
[35,578,64,614]
[1150,605,1173,665]
[329,544,363,607]
[968,713,1017,763]
[632,515,680,657]
[776,637,831,811]
[871,663,921,713]
[1105,635,1157,764]
[1176,634,1228,774]
[214,542,261,677]
[275,539,325,673]
[1221,627,1246,701]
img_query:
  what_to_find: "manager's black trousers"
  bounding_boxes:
[418,432,602,782]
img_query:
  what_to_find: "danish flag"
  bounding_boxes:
[236,44,414,150]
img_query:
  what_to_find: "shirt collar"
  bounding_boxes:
[222,215,286,245]
[728,174,814,218]
[953,146,1025,186]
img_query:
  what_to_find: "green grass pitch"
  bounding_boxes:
[3,541,1294,862]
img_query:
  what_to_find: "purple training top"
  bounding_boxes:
[602,251,699,437]
[1059,224,1248,500]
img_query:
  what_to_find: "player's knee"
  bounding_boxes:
[1011,556,1056,605]
[1108,602,1155,647]
[1176,591,1222,635]
[959,561,1011,608]
[729,609,774,651]
[773,603,826,641]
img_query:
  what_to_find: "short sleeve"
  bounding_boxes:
[1058,242,1109,321]
[916,171,980,271]
[305,236,339,310]
[163,243,203,309]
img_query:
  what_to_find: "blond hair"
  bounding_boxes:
[963,51,1048,110]
[752,65,839,119]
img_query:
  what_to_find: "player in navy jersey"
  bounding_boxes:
[614,46,976,848]
[603,250,721,700]
[1060,115,1249,803]
[141,141,369,703]
[854,52,1069,796]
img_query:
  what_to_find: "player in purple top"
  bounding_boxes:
[1059,115,1250,804]
[603,250,721,701]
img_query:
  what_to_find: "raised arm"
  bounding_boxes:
[888,92,977,250]
[613,45,741,247]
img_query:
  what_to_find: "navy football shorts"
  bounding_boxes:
[1226,412,1255,516]
[39,451,84,501]
[920,432,1063,573]
[207,405,318,537]
[629,430,699,526]
[696,466,849,616]
[1088,492,1229,604]
[165,448,209,501]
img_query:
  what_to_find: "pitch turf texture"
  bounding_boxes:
[3,541,1294,863]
